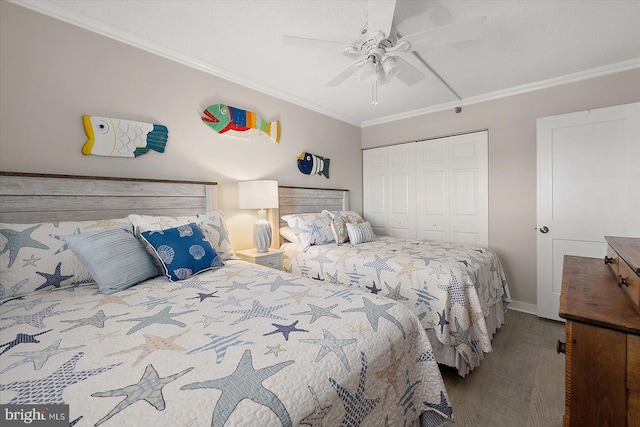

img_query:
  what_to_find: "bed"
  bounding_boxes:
[0,172,452,427]
[276,186,511,377]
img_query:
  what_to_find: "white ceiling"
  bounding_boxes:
[14,0,640,126]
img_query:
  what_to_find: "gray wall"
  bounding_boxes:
[0,1,362,251]
[362,68,640,310]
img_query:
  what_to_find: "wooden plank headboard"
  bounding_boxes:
[0,172,218,223]
[274,186,349,246]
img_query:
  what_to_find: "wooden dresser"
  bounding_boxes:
[559,244,640,427]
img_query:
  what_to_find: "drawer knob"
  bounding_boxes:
[604,256,613,265]
[556,340,566,354]
[619,275,628,287]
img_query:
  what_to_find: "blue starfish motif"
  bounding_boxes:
[384,282,409,301]
[0,224,49,268]
[292,303,341,323]
[131,295,176,311]
[168,276,216,292]
[437,309,449,334]
[0,279,28,299]
[92,364,193,426]
[224,300,289,325]
[0,329,51,355]
[300,386,332,426]
[1,338,85,374]
[366,282,381,294]
[188,291,218,302]
[263,320,308,341]
[0,352,119,404]
[301,329,357,371]
[413,286,439,311]
[324,288,357,302]
[256,275,304,292]
[425,391,453,419]
[363,255,395,282]
[1,303,79,331]
[219,280,253,293]
[187,329,253,363]
[342,297,406,338]
[329,352,379,425]
[212,294,252,309]
[117,306,197,335]
[310,247,332,274]
[449,317,471,348]
[181,349,294,426]
[60,309,129,332]
[34,262,74,291]
[437,271,471,311]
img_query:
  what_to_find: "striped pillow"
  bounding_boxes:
[346,221,376,245]
[63,227,159,294]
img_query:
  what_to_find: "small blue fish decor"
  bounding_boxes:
[82,115,168,157]
[201,104,280,143]
[297,152,330,179]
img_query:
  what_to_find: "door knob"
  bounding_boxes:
[539,226,549,233]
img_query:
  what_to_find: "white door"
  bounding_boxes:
[536,102,640,321]
[416,131,488,246]
[363,144,416,237]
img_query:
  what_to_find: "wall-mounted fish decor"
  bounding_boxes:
[298,152,330,179]
[201,104,280,143]
[82,115,168,157]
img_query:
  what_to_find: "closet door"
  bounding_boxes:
[415,131,488,246]
[415,138,449,241]
[363,143,416,237]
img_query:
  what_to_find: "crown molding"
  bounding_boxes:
[362,58,640,127]
[10,0,363,127]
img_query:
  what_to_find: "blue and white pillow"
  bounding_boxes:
[63,227,159,294]
[281,213,334,249]
[346,221,376,245]
[129,210,236,260]
[0,218,132,297]
[140,223,224,282]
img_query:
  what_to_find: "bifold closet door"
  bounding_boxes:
[416,131,488,246]
[363,143,416,237]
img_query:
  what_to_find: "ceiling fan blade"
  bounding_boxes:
[391,56,425,86]
[398,16,487,51]
[325,62,361,87]
[282,35,348,50]
[367,0,397,39]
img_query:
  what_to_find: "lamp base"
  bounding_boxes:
[253,219,272,253]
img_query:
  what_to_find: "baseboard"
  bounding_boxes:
[507,300,537,315]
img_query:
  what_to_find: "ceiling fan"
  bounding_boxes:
[283,0,486,105]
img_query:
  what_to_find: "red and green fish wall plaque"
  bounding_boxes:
[298,152,330,179]
[201,104,280,143]
[82,115,168,157]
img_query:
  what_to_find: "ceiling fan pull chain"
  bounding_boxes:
[371,81,379,106]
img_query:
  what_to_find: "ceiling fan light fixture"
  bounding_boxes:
[359,56,378,83]
[382,56,399,79]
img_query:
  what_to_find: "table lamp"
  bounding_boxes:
[238,180,279,252]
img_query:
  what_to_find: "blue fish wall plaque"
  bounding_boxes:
[297,152,330,179]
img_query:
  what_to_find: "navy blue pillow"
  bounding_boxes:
[141,223,224,282]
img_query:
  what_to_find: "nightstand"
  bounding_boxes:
[236,248,283,271]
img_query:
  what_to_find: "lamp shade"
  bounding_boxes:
[238,180,279,209]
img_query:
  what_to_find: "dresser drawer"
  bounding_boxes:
[258,255,282,270]
[620,259,640,310]
[629,334,640,393]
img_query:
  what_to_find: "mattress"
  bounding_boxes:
[0,259,452,426]
[282,236,512,376]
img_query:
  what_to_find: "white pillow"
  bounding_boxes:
[279,226,311,250]
[0,218,132,297]
[346,221,376,245]
[128,210,236,260]
[281,213,334,247]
